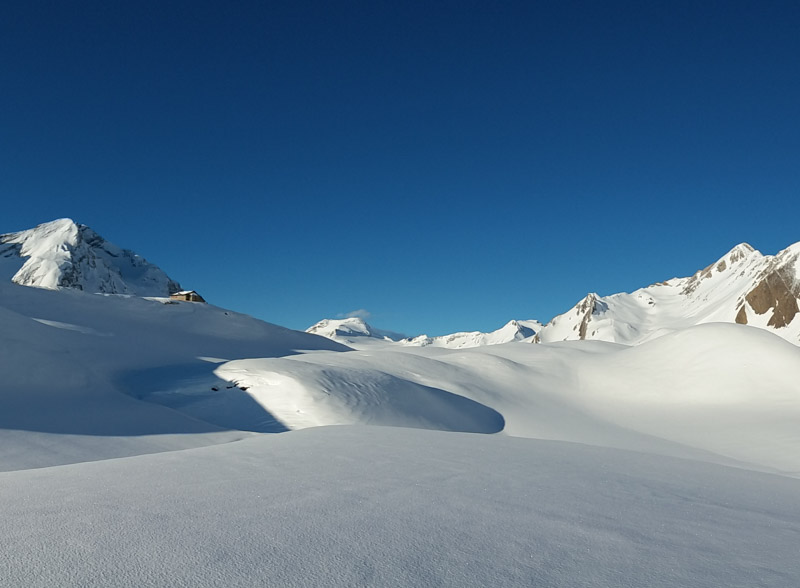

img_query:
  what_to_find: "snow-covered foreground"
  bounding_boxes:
[2,426,799,588]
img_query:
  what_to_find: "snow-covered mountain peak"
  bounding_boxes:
[306,317,405,343]
[678,243,762,296]
[0,219,181,296]
[492,319,541,340]
[307,317,371,338]
[725,242,758,265]
[575,292,607,314]
[11,218,80,257]
[712,242,761,275]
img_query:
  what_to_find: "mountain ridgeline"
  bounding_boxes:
[310,242,800,347]
[3,219,799,346]
[535,242,800,345]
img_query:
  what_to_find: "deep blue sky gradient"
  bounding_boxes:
[2,1,799,335]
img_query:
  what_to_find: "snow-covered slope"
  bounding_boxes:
[0,218,181,296]
[306,317,405,344]
[402,319,541,348]
[3,426,799,588]
[0,280,347,471]
[535,242,800,345]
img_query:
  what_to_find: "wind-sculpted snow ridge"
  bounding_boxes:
[0,218,181,296]
[216,356,505,433]
[535,241,800,345]
[2,427,799,588]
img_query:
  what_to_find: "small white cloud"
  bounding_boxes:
[337,309,371,320]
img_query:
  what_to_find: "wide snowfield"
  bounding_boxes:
[2,426,799,588]
[2,282,800,586]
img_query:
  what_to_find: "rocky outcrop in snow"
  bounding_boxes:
[0,218,181,296]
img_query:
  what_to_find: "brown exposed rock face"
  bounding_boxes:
[574,294,608,340]
[744,266,799,329]
[735,306,748,325]
[575,295,594,340]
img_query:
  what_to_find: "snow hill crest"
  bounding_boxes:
[0,218,181,297]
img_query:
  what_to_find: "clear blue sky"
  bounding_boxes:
[2,1,799,336]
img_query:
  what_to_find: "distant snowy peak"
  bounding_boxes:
[305,317,406,343]
[402,319,542,349]
[535,241,800,345]
[0,218,181,296]
[307,318,542,348]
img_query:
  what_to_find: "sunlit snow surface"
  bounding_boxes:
[2,278,800,586]
[217,323,800,475]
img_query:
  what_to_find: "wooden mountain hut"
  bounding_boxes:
[169,290,207,303]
